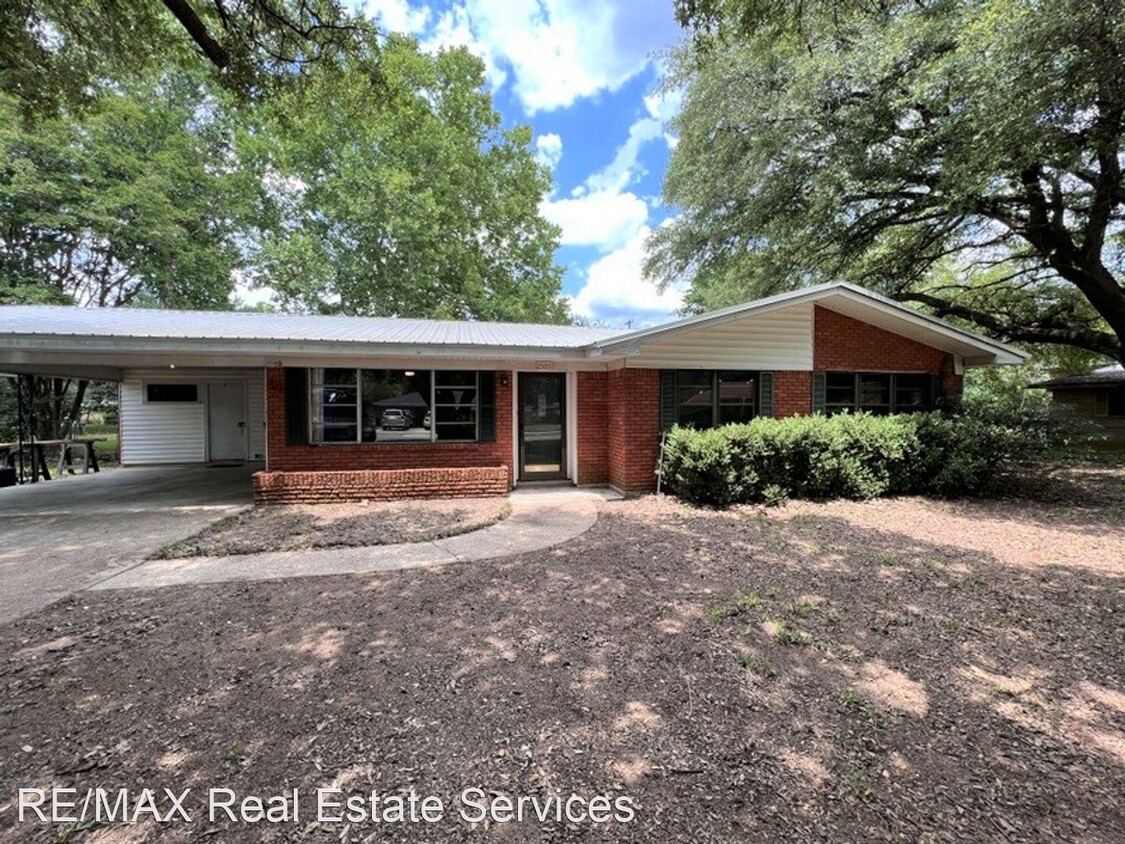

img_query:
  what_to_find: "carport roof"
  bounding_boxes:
[0,305,621,348]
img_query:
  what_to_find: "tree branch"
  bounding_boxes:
[162,0,231,69]
[899,289,1121,360]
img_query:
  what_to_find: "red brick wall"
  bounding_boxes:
[253,467,509,504]
[774,371,812,417]
[606,368,661,494]
[576,371,609,485]
[814,305,948,372]
[265,367,514,487]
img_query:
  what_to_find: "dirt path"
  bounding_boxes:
[1,475,1123,842]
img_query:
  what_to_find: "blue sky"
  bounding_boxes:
[359,0,687,327]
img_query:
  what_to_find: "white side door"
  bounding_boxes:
[207,382,248,461]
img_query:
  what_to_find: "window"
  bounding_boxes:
[673,370,758,428]
[311,368,360,442]
[825,372,857,415]
[145,383,198,402]
[894,374,929,412]
[433,370,479,441]
[675,370,715,428]
[824,372,933,415]
[1099,387,1125,417]
[310,369,481,444]
[858,373,892,414]
[717,370,757,424]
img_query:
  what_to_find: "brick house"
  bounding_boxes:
[1031,364,1125,445]
[0,283,1026,500]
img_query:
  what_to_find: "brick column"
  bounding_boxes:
[606,368,661,495]
[576,371,609,484]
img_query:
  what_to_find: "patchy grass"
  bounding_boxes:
[707,586,765,620]
[771,620,813,647]
[736,651,778,679]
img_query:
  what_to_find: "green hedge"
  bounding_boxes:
[658,410,1046,506]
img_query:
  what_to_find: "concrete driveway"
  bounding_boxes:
[0,465,254,625]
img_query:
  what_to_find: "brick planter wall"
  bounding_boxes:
[253,466,510,504]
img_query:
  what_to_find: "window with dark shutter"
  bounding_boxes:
[811,371,827,413]
[759,372,774,418]
[478,371,497,441]
[284,368,308,445]
[662,370,760,428]
[660,370,677,431]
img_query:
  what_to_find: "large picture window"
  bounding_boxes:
[310,369,480,444]
[824,372,934,415]
[672,370,759,429]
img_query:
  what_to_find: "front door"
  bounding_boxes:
[208,382,247,461]
[518,373,566,481]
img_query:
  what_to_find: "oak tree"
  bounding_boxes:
[652,0,1125,362]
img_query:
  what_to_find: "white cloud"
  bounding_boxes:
[540,190,649,252]
[229,268,278,310]
[365,0,431,33]
[542,95,679,252]
[362,0,679,114]
[584,117,663,194]
[569,225,683,323]
[643,85,684,148]
[534,133,563,170]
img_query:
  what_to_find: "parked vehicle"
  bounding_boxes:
[381,408,409,430]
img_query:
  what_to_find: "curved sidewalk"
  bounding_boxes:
[89,487,614,591]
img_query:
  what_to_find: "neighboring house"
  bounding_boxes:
[1031,364,1125,445]
[0,282,1026,501]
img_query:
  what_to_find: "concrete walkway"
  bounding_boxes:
[90,487,615,590]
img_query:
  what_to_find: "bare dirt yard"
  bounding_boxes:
[150,498,510,559]
[1,466,1123,842]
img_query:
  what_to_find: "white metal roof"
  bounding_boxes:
[0,305,621,348]
[0,283,1028,374]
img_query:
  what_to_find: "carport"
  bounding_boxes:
[0,465,253,624]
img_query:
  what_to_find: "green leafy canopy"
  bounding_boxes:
[0,0,364,117]
[654,0,1125,363]
[244,34,567,323]
[0,71,256,309]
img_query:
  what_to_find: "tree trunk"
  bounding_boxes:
[60,380,88,439]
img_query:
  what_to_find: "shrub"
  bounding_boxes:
[659,407,1048,506]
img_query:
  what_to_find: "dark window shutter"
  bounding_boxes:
[478,371,497,441]
[759,371,775,418]
[660,370,677,431]
[812,371,827,414]
[284,368,308,445]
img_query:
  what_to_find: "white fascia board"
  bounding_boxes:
[0,334,599,362]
